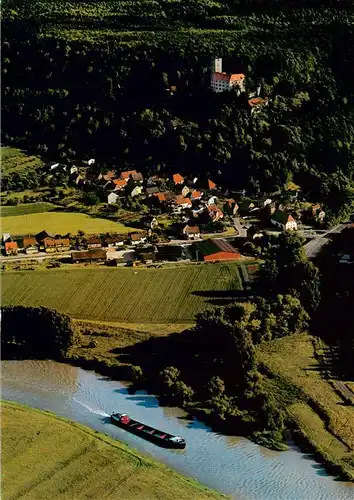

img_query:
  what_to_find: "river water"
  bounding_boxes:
[2,360,353,499]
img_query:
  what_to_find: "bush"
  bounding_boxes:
[88,340,99,348]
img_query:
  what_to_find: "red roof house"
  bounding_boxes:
[173,173,184,185]
[208,179,217,191]
[4,241,18,255]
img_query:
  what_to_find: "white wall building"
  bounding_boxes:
[211,72,246,93]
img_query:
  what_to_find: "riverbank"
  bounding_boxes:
[66,320,354,482]
[2,400,226,500]
[258,333,354,482]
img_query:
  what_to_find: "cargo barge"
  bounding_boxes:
[111,412,186,449]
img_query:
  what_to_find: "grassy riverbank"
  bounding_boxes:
[257,333,354,481]
[2,401,226,500]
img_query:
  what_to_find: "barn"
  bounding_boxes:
[192,238,241,262]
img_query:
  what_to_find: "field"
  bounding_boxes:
[258,333,354,480]
[1,146,43,173]
[0,211,138,236]
[1,264,242,323]
[0,202,58,218]
[2,401,222,500]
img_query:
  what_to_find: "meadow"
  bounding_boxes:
[2,401,222,500]
[258,333,354,480]
[0,211,137,236]
[0,202,58,218]
[1,264,242,323]
[1,146,43,173]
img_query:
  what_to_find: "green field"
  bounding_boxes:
[0,202,59,218]
[1,146,43,173]
[0,211,138,236]
[2,401,223,500]
[1,264,242,322]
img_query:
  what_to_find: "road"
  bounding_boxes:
[304,224,346,258]
[233,218,247,237]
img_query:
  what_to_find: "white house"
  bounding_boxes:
[211,72,246,93]
[70,166,78,175]
[271,211,297,231]
[181,186,190,197]
[207,196,218,206]
[108,192,120,204]
[130,185,143,197]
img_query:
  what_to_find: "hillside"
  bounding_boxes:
[2,1,354,220]
[2,401,223,500]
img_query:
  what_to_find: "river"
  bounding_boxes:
[2,359,353,499]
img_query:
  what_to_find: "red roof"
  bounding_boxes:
[23,236,38,247]
[113,179,128,189]
[191,190,202,200]
[5,241,18,251]
[248,97,268,107]
[213,72,245,82]
[176,196,192,206]
[184,225,200,234]
[120,170,137,180]
[173,173,184,184]
[153,192,166,203]
[208,179,217,190]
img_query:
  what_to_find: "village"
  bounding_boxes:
[2,158,330,270]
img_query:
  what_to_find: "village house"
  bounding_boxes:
[72,249,107,264]
[107,192,120,204]
[120,170,138,180]
[183,225,201,240]
[104,235,126,248]
[23,236,39,255]
[192,238,241,261]
[207,196,218,206]
[135,245,156,264]
[211,72,246,93]
[4,241,18,256]
[112,178,128,191]
[173,173,184,185]
[146,186,159,197]
[310,204,325,223]
[130,233,147,245]
[248,97,269,114]
[2,233,11,243]
[247,226,265,242]
[208,179,217,191]
[153,192,167,204]
[181,185,190,197]
[70,166,78,175]
[174,196,192,210]
[98,171,115,182]
[208,204,224,221]
[142,215,159,230]
[130,172,144,183]
[43,238,71,253]
[271,211,297,231]
[130,185,143,198]
[224,199,239,216]
[87,236,102,249]
[190,190,203,201]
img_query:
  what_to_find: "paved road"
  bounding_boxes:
[233,218,247,237]
[304,224,346,258]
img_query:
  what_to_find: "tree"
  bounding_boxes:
[83,191,99,206]
[207,376,226,399]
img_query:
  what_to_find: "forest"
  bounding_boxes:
[2,0,354,219]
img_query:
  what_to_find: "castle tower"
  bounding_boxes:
[211,57,222,74]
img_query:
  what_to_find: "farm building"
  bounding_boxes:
[87,236,102,249]
[23,236,39,254]
[43,238,70,253]
[173,173,184,185]
[183,225,201,240]
[104,235,126,248]
[72,249,107,263]
[130,233,147,245]
[4,241,18,256]
[192,238,241,261]
[135,245,157,263]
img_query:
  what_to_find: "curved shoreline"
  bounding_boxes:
[2,400,226,499]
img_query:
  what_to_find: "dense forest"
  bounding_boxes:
[2,0,354,217]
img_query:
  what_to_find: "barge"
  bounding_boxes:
[110,412,186,449]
